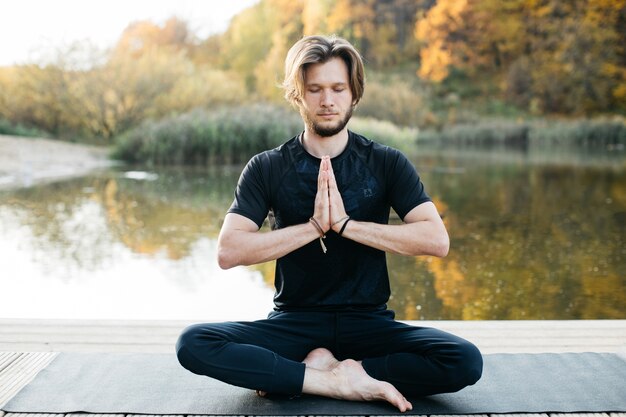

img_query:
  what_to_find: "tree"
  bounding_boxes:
[112,17,194,59]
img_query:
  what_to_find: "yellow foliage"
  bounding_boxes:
[112,17,191,59]
[415,0,469,81]
[417,40,454,82]
[302,0,335,35]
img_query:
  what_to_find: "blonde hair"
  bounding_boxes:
[283,35,365,107]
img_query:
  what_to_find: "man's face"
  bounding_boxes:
[300,57,354,138]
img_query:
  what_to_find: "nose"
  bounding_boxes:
[320,89,333,108]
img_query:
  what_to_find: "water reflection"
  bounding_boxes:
[0,168,274,320]
[0,151,624,320]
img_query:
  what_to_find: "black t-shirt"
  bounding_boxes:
[227,130,431,311]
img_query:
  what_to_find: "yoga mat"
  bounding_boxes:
[3,352,626,415]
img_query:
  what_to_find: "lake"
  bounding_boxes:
[1,145,624,321]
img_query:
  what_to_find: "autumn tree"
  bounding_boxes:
[218,2,275,91]
[416,0,626,114]
[254,0,305,100]
[111,17,194,58]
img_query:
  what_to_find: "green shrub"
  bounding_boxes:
[112,104,302,166]
[0,118,50,138]
[418,118,626,148]
[356,79,431,128]
[529,119,626,147]
[348,117,418,153]
[113,105,424,166]
[418,121,529,147]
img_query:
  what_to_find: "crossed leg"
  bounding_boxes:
[176,312,480,413]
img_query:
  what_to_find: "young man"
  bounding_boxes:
[176,35,482,412]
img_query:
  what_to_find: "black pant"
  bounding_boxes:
[176,309,483,396]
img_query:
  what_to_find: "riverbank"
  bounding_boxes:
[0,135,114,191]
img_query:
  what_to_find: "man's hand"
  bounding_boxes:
[312,156,349,233]
[312,156,332,232]
[327,158,348,232]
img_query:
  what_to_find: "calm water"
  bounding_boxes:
[1,146,624,321]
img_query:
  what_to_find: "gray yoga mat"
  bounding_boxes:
[3,352,626,415]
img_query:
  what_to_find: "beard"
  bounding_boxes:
[302,106,353,137]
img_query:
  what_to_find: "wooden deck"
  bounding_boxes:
[1,319,625,416]
[1,319,625,354]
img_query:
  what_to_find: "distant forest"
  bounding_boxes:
[0,0,624,141]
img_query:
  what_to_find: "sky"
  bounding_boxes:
[0,0,260,66]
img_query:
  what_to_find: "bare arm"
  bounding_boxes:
[326,158,449,258]
[334,202,449,257]
[216,213,321,269]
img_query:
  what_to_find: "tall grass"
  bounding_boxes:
[528,119,626,147]
[112,104,303,166]
[418,118,626,148]
[0,118,50,138]
[113,105,622,167]
[418,121,530,147]
[112,105,421,166]
[348,117,418,153]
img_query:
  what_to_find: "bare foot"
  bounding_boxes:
[302,348,340,371]
[334,359,412,411]
[303,359,412,412]
[255,390,267,397]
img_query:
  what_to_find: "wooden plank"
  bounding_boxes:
[0,352,57,408]
[4,414,64,417]
[376,415,426,417]
[67,415,124,417]
[0,353,21,374]
[128,415,184,417]
[493,414,549,417]
[549,414,611,417]
[0,319,625,353]
[432,415,489,417]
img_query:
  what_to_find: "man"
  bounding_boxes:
[176,35,482,413]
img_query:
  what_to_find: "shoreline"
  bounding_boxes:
[0,134,115,191]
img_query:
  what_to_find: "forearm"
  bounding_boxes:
[217,221,320,269]
[338,219,449,257]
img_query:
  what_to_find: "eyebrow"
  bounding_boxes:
[305,82,348,87]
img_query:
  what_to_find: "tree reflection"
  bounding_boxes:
[1,167,239,268]
[386,161,625,320]
[1,157,624,320]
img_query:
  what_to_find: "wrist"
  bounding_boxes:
[309,217,328,254]
[333,216,351,235]
[309,217,326,236]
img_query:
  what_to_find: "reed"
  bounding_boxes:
[418,118,626,149]
[348,117,418,152]
[0,118,50,138]
[113,106,422,166]
[112,104,302,166]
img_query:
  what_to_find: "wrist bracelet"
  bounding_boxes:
[338,217,351,236]
[332,215,350,227]
[309,217,327,254]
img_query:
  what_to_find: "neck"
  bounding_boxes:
[301,128,350,158]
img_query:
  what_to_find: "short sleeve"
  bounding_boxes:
[227,154,271,228]
[386,149,431,220]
